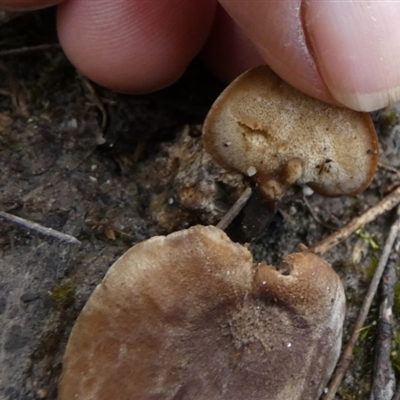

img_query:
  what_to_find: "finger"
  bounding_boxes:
[220,0,400,111]
[219,0,336,106]
[0,0,61,10]
[57,0,217,93]
[304,0,400,111]
[201,5,264,83]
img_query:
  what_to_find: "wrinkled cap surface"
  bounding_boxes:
[59,225,345,400]
[203,66,378,197]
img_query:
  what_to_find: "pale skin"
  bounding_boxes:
[3,0,400,112]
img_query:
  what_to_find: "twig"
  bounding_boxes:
[0,43,60,57]
[133,140,148,163]
[217,187,252,231]
[370,229,399,400]
[324,206,400,400]
[78,74,107,130]
[394,380,400,400]
[0,60,30,117]
[378,162,400,175]
[311,186,400,256]
[0,210,81,245]
[0,88,10,97]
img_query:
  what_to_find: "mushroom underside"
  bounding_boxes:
[202,65,379,198]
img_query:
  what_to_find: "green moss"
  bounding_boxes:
[41,100,50,110]
[49,282,75,308]
[364,256,380,280]
[358,323,374,342]
[336,313,377,399]
[337,386,365,400]
[355,227,380,250]
[380,109,399,129]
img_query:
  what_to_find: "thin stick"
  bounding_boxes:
[370,229,398,400]
[0,210,81,245]
[393,380,400,400]
[78,74,108,130]
[0,88,10,97]
[324,206,400,400]
[0,43,60,57]
[217,187,252,231]
[378,162,400,175]
[310,186,400,256]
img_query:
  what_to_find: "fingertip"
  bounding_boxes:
[218,0,336,105]
[304,0,400,111]
[57,0,216,93]
[220,0,400,111]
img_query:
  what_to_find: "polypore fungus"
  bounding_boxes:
[59,225,345,400]
[203,66,379,202]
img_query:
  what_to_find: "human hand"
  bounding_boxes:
[2,0,400,112]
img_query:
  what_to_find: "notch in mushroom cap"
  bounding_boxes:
[59,225,345,400]
[203,66,379,202]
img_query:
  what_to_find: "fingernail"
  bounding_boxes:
[304,1,400,111]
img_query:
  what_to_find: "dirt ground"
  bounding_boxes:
[1,9,400,400]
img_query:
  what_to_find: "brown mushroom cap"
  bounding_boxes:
[59,225,345,400]
[203,66,378,197]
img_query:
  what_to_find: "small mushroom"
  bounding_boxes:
[203,66,379,203]
[59,225,345,400]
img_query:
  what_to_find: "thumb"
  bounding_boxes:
[220,0,400,112]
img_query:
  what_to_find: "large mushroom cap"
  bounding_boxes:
[59,225,345,400]
[203,66,378,197]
